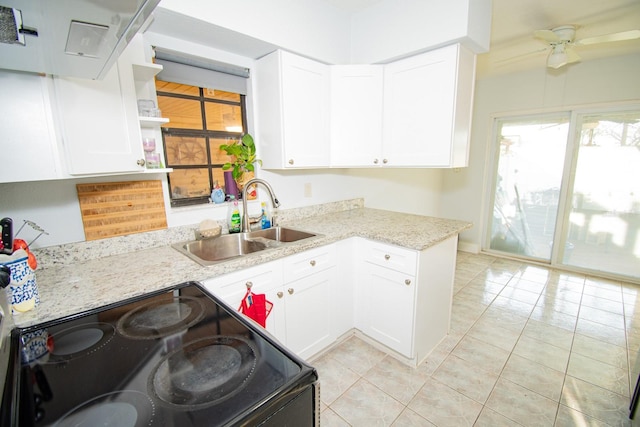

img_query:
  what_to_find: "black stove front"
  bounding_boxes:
[4,282,318,426]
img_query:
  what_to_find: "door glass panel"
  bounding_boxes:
[489,116,570,260]
[562,111,640,277]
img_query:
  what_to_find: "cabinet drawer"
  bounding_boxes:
[283,244,336,283]
[361,240,417,275]
[202,261,283,306]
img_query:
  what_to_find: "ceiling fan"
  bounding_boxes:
[533,25,640,69]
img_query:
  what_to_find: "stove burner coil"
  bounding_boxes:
[53,390,155,427]
[117,296,206,340]
[149,336,257,409]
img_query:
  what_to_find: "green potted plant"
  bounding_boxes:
[220,133,261,190]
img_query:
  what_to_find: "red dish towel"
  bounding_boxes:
[238,290,273,328]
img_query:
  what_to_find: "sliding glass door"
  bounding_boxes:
[488,115,570,261]
[561,111,640,278]
[486,107,640,281]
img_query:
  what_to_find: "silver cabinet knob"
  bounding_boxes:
[382,159,388,164]
[137,159,145,166]
[245,281,253,290]
[287,288,294,295]
[277,291,284,298]
[288,159,294,165]
[384,254,391,261]
[373,158,379,164]
[405,279,411,286]
[310,260,316,267]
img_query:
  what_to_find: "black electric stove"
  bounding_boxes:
[1,282,319,426]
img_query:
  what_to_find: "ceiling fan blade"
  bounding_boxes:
[565,47,581,64]
[495,47,548,66]
[534,29,561,43]
[575,29,640,46]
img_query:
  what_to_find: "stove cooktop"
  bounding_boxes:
[4,282,317,426]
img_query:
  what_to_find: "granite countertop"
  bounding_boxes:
[15,204,471,328]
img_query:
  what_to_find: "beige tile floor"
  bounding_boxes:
[312,252,640,426]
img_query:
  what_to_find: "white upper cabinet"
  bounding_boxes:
[256,50,331,169]
[257,45,476,170]
[382,44,476,167]
[54,57,146,175]
[0,70,62,183]
[330,65,384,167]
[0,35,165,182]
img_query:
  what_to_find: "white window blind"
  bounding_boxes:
[154,47,249,95]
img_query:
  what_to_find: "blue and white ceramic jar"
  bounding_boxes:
[0,249,39,313]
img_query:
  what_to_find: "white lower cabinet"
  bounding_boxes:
[202,260,285,340]
[283,268,336,359]
[357,239,417,358]
[202,236,457,365]
[362,264,415,357]
[356,236,457,365]
[202,244,337,360]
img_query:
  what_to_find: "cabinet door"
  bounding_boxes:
[281,52,330,168]
[383,44,461,167]
[256,50,330,169]
[0,71,62,182]
[284,268,336,359]
[202,261,285,341]
[54,61,145,175]
[330,65,384,167]
[361,263,415,357]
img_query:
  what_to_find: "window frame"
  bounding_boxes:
[157,85,248,207]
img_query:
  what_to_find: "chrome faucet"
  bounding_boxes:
[242,179,280,232]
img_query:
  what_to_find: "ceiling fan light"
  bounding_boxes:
[547,45,568,69]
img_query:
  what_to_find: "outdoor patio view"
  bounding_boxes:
[488,109,640,280]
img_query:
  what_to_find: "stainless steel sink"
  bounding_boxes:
[173,233,268,266]
[172,227,318,266]
[247,226,317,243]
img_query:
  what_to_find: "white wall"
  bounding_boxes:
[157,0,352,64]
[0,29,446,249]
[440,52,640,252]
[157,0,490,64]
[0,166,444,249]
[350,0,491,63]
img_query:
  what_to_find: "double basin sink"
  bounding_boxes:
[172,227,319,266]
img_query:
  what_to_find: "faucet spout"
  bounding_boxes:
[241,179,280,232]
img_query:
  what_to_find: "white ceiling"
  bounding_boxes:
[150,0,640,78]
[324,0,640,77]
[477,0,640,78]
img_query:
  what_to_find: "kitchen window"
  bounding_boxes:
[157,82,248,207]
[153,50,250,207]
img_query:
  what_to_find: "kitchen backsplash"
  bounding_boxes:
[32,198,364,269]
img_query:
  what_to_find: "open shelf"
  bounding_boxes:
[138,116,169,127]
[132,62,163,81]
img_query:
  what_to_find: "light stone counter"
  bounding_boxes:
[17,201,471,328]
